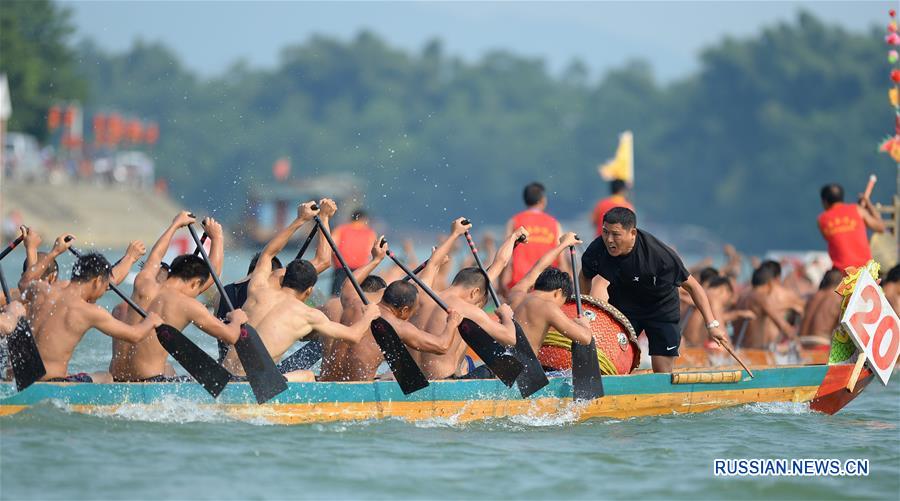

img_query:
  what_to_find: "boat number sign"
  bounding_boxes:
[841,271,900,385]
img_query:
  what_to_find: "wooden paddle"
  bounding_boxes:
[68,244,231,397]
[460,230,548,397]
[0,228,26,262]
[568,243,605,400]
[315,219,429,394]
[383,243,525,388]
[0,265,46,391]
[186,223,287,403]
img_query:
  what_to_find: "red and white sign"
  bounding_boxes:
[840,271,900,385]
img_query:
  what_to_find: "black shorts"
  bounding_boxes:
[630,318,681,357]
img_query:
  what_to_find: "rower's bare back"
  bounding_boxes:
[29,283,102,379]
[418,294,469,379]
[129,287,196,378]
[513,295,556,353]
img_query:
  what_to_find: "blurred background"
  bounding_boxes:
[0,1,896,259]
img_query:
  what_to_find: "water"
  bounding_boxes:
[2,249,899,499]
[1,383,897,499]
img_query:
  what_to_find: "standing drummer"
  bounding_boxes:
[579,207,730,373]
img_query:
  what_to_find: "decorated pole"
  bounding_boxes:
[880,9,900,250]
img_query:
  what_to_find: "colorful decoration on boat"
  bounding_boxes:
[829,260,881,364]
[881,9,900,162]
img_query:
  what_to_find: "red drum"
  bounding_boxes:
[538,295,640,375]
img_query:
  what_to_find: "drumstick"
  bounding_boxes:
[720,342,754,379]
[863,174,877,200]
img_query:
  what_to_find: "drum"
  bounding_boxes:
[538,295,640,375]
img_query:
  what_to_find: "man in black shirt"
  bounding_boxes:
[580,207,730,373]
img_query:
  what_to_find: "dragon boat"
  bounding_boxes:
[0,296,881,425]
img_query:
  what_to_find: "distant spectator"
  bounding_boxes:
[330,208,377,296]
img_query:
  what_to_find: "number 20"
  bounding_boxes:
[848,285,900,371]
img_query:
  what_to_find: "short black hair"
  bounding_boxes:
[883,264,900,285]
[361,275,387,292]
[699,267,719,286]
[382,281,417,310]
[71,252,111,283]
[751,265,778,287]
[523,182,546,207]
[758,260,782,279]
[451,267,487,292]
[819,269,843,290]
[248,252,283,275]
[23,251,58,280]
[603,207,636,229]
[706,275,733,292]
[351,209,368,221]
[168,255,211,283]
[610,179,627,195]
[820,184,844,206]
[282,259,317,292]
[533,267,573,298]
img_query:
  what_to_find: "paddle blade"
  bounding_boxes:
[370,318,429,395]
[457,318,523,387]
[156,324,231,398]
[8,319,46,392]
[512,323,549,398]
[276,339,324,373]
[571,339,604,401]
[233,324,288,404]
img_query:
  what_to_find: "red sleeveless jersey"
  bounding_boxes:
[509,209,560,287]
[592,195,634,236]
[817,203,871,272]
[332,222,377,270]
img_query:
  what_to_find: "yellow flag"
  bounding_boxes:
[598,131,634,185]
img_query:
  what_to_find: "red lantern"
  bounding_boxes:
[63,106,76,128]
[126,120,143,143]
[891,69,900,84]
[144,122,159,145]
[106,113,124,146]
[47,106,61,130]
[93,113,107,145]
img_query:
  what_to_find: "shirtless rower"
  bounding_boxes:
[27,247,162,382]
[881,265,900,313]
[115,214,247,382]
[507,232,592,353]
[222,202,380,382]
[327,238,462,381]
[415,227,526,379]
[734,265,798,349]
[319,235,392,381]
[797,270,843,350]
[214,198,335,362]
[682,276,754,348]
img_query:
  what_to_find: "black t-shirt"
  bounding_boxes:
[581,229,689,323]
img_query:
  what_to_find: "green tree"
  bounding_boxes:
[0,0,86,139]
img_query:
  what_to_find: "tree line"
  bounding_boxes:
[2,2,894,251]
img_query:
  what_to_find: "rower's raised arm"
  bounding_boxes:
[308,303,379,344]
[251,201,319,289]
[420,217,470,289]
[110,240,146,286]
[19,233,73,290]
[200,217,225,294]
[310,198,335,274]
[188,300,245,344]
[512,232,581,296]
[137,211,195,291]
[395,309,461,354]
[486,226,528,284]
[341,237,387,309]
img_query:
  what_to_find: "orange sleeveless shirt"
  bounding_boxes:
[817,203,871,272]
[332,222,377,270]
[509,209,560,287]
